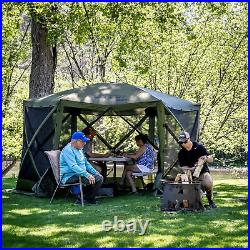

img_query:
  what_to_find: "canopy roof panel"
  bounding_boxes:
[25,83,200,112]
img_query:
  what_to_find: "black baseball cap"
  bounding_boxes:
[178,131,190,143]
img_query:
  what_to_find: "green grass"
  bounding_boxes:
[2,177,248,248]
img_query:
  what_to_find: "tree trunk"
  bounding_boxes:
[29,17,56,98]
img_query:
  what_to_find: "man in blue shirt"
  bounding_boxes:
[60,131,103,204]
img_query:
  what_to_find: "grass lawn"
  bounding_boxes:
[2,176,248,248]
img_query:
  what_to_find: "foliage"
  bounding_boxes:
[2,2,247,162]
[2,86,27,159]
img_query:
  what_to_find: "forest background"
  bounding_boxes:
[2,2,248,167]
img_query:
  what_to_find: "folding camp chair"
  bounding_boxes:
[44,150,84,206]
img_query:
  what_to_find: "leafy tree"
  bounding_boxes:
[2,2,247,165]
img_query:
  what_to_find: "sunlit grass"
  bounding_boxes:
[2,176,248,248]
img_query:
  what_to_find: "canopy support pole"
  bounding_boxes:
[113,114,148,150]
[53,102,64,149]
[164,123,179,142]
[23,120,41,178]
[19,105,57,178]
[60,108,112,150]
[156,103,166,173]
[78,114,113,150]
[118,115,159,150]
[153,103,166,190]
[82,107,111,129]
[71,114,77,134]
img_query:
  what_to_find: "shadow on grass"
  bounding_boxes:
[2,178,248,248]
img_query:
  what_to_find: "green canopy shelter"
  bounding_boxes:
[16,83,200,193]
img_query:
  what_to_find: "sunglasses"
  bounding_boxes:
[179,140,189,145]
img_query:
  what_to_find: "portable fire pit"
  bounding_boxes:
[160,180,204,212]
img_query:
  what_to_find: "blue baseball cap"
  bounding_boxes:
[71,132,90,142]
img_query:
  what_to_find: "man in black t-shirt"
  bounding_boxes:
[178,131,217,208]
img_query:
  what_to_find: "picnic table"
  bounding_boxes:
[89,156,131,183]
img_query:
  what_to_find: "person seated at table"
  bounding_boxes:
[60,131,103,205]
[119,134,155,194]
[82,127,110,180]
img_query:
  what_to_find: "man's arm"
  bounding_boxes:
[197,143,213,163]
[193,154,213,178]
[181,166,195,172]
[85,159,98,175]
[62,150,91,179]
[85,143,109,158]
[194,155,214,167]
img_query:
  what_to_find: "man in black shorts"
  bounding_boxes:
[178,131,217,208]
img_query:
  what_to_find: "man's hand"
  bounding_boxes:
[197,155,213,164]
[88,175,95,184]
[206,154,214,163]
[197,156,207,166]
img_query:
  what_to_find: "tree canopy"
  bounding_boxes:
[2,2,247,165]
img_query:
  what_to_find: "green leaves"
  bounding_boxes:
[2,2,248,161]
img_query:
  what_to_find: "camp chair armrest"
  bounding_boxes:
[59,173,84,184]
[57,173,67,183]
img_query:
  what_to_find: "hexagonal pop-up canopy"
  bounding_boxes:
[16,83,200,194]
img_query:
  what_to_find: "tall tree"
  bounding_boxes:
[28,4,57,98]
